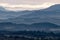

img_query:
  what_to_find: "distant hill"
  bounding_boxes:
[4,4,60,25]
[0,22,59,31]
[44,4,60,11]
[0,4,60,25]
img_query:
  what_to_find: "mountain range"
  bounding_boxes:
[0,4,59,25]
[0,4,60,31]
[0,22,59,31]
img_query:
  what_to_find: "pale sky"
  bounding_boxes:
[0,0,60,5]
[0,0,60,10]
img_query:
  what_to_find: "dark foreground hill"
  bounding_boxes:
[0,22,59,31]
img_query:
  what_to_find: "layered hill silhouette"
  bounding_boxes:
[0,22,59,31]
[4,4,60,25]
[0,4,60,31]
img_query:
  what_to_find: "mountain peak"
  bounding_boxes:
[44,4,60,11]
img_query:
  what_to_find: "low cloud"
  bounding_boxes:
[0,2,56,11]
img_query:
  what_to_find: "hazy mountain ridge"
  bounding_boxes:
[43,4,60,11]
[0,4,60,25]
[6,4,60,25]
[0,22,59,31]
